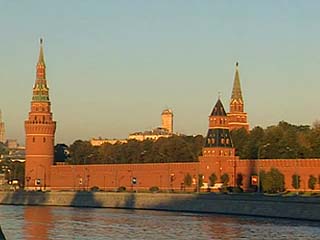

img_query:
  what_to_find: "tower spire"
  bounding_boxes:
[227,62,249,131]
[37,38,46,67]
[231,62,243,102]
[33,38,49,102]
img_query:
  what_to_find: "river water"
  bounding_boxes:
[0,205,319,240]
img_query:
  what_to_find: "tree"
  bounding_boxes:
[209,173,217,187]
[230,128,249,158]
[308,175,317,190]
[184,173,192,187]
[291,174,301,189]
[54,144,70,163]
[260,168,285,193]
[236,173,243,187]
[69,140,98,164]
[221,173,229,185]
[198,174,204,189]
[0,142,8,155]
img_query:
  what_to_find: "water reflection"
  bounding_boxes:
[24,206,52,239]
[0,205,319,240]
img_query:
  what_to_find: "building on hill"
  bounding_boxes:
[128,127,172,141]
[0,110,5,143]
[227,62,249,131]
[161,109,173,134]
[91,108,174,145]
[90,138,127,146]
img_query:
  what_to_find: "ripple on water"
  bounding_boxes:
[0,205,319,240]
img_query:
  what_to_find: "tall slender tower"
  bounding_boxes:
[0,110,5,143]
[24,39,56,190]
[161,109,173,134]
[227,62,249,131]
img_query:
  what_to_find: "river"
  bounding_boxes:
[0,205,319,239]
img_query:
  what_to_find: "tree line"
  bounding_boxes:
[58,120,320,164]
[230,120,320,159]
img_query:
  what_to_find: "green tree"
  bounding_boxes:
[221,173,229,185]
[209,173,217,187]
[198,174,204,189]
[261,168,285,193]
[230,128,249,158]
[291,174,301,189]
[69,140,98,164]
[236,173,243,187]
[308,175,317,190]
[184,173,192,187]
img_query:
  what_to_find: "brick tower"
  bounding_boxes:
[24,39,56,190]
[161,109,173,134]
[200,98,236,181]
[227,62,249,131]
[202,98,235,158]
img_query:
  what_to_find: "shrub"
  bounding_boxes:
[221,173,230,186]
[261,168,285,193]
[90,186,100,192]
[149,186,160,193]
[117,186,126,192]
[184,173,192,187]
[236,173,243,187]
[308,175,317,190]
[209,173,217,187]
[291,174,301,189]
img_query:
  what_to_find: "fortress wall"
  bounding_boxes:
[49,159,320,191]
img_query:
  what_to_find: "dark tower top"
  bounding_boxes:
[204,98,233,149]
[231,62,243,103]
[210,99,227,116]
[33,38,49,102]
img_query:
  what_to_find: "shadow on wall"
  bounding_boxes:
[70,191,103,208]
[0,191,49,206]
[113,193,136,209]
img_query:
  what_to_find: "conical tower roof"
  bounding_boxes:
[231,62,243,101]
[210,98,227,116]
[37,38,46,67]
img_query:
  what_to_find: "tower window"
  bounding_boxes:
[43,137,46,143]
[33,137,35,143]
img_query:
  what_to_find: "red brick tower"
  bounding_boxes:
[199,98,236,182]
[25,39,56,190]
[202,98,235,158]
[227,62,249,131]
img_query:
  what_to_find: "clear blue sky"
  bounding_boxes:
[0,1,319,144]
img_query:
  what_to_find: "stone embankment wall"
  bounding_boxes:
[0,191,319,221]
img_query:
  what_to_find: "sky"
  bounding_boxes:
[0,1,319,145]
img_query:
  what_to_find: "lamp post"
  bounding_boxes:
[257,143,270,193]
[286,146,298,194]
[39,164,46,191]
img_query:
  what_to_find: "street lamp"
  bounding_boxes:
[257,143,270,193]
[286,146,298,194]
[39,164,46,191]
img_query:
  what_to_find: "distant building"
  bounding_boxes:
[227,62,249,131]
[6,139,18,149]
[90,138,127,146]
[128,127,171,141]
[0,110,5,143]
[92,109,174,145]
[161,109,173,134]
